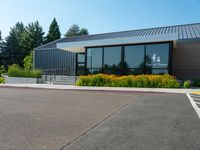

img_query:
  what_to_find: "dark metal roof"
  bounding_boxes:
[36,23,200,49]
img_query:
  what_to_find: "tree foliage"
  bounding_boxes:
[0,20,89,69]
[0,65,6,75]
[23,51,33,70]
[46,18,61,43]
[0,31,3,52]
[2,21,44,67]
[0,31,6,67]
[79,28,89,36]
[21,21,44,53]
[65,24,89,37]
[5,22,26,66]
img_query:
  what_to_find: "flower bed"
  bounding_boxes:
[76,74,180,88]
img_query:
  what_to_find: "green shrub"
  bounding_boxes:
[194,79,200,87]
[183,80,191,88]
[0,65,6,76]
[0,77,5,84]
[76,74,180,88]
[8,64,42,78]
[23,52,33,70]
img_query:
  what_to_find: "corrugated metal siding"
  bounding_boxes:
[36,23,200,49]
[34,48,76,76]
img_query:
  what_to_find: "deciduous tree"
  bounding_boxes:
[65,24,89,37]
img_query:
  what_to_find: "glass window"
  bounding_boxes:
[76,64,85,75]
[88,68,102,74]
[104,46,122,74]
[146,43,169,69]
[77,53,85,63]
[124,68,144,75]
[87,48,103,68]
[146,69,168,75]
[124,45,145,68]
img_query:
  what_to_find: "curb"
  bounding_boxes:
[0,84,194,94]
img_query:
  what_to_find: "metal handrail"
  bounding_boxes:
[42,68,76,85]
[43,68,75,76]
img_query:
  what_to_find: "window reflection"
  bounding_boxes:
[76,53,85,76]
[87,48,103,68]
[124,45,145,75]
[124,45,145,68]
[85,43,170,75]
[88,68,103,74]
[77,53,85,63]
[146,43,169,69]
[104,46,122,74]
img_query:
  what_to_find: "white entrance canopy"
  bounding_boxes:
[57,33,178,53]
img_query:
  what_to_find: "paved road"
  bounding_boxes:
[187,93,200,118]
[0,88,199,150]
[64,93,200,150]
[0,88,134,150]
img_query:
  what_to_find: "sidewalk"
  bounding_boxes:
[0,84,199,94]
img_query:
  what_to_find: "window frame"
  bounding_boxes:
[84,41,172,75]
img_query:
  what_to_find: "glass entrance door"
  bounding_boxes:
[76,53,85,75]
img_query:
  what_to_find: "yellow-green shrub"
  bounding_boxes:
[0,77,5,84]
[76,74,180,88]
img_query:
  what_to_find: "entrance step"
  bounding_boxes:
[53,76,76,85]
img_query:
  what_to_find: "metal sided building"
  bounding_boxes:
[34,23,200,80]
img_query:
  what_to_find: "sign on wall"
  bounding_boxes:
[146,53,168,68]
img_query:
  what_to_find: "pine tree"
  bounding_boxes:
[0,31,3,52]
[5,22,25,66]
[4,21,44,67]
[21,21,44,54]
[46,18,61,43]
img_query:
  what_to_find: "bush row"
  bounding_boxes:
[8,65,42,78]
[76,74,180,88]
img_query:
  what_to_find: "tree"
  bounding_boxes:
[21,21,44,54]
[5,22,26,66]
[0,31,3,52]
[0,31,4,66]
[65,24,89,37]
[0,65,6,75]
[79,28,89,36]
[23,51,33,70]
[4,21,44,67]
[46,18,61,43]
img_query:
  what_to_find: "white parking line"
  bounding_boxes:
[190,95,200,99]
[195,102,200,105]
[186,93,200,119]
[192,97,200,101]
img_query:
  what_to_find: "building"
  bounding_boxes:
[34,23,200,80]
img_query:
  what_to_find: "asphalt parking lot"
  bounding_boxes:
[0,88,199,150]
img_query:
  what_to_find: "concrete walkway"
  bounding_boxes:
[0,84,199,94]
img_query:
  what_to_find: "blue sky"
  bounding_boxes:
[0,0,200,38]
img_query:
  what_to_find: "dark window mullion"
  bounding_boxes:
[85,48,87,75]
[168,42,173,74]
[144,44,147,74]
[121,46,125,75]
[102,47,104,73]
